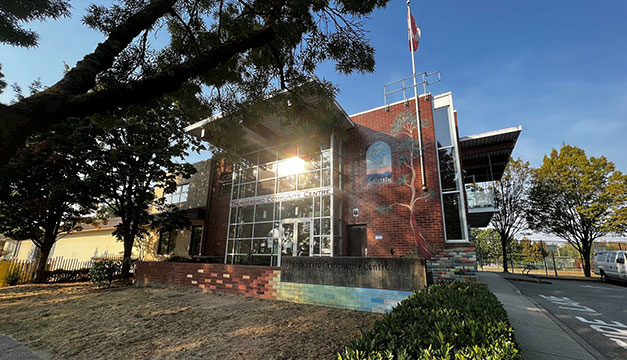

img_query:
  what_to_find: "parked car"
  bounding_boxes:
[593,251,627,282]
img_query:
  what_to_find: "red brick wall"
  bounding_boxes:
[342,96,446,257]
[202,160,232,257]
[136,261,279,299]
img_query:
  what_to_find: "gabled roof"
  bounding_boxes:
[459,126,522,183]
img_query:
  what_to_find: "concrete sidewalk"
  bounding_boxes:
[0,335,44,359]
[477,271,605,360]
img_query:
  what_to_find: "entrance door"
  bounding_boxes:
[278,219,312,265]
[348,225,367,256]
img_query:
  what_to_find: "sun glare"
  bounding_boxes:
[277,157,306,177]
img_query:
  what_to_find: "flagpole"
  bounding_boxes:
[407,0,427,190]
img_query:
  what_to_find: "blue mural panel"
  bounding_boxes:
[366,141,392,185]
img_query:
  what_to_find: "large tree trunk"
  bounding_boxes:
[581,243,592,277]
[500,234,509,273]
[33,239,54,283]
[121,233,134,280]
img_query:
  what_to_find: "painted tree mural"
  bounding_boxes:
[377,111,435,258]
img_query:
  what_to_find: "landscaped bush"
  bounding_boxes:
[5,266,23,286]
[338,282,520,360]
[88,260,121,288]
[45,268,91,283]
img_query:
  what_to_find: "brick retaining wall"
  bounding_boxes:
[136,261,412,313]
[427,247,477,283]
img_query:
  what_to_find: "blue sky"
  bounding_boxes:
[1,0,626,171]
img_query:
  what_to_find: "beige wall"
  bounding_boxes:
[51,230,125,262]
[1,228,140,263]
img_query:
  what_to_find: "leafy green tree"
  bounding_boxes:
[1,0,390,167]
[520,238,548,262]
[471,228,500,268]
[527,145,627,276]
[490,158,532,273]
[89,92,203,279]
[0,119,98,282]
[0,0,71,47]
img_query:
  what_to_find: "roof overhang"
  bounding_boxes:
[459,126,522,183]
[186,85,354,152]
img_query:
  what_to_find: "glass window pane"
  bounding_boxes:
[234,239,252,254]
[253,238,272,254]
[322,169,331,187]
[298,171,320,190]
[253,222,273,238]
[239,224,253,238]
[280,200,297,219]
[240,205,254,222]
[258,147,277,164]
[443,193,464,240]
[301,153,321,171]
[322,196,330,216]
[257,179,275,196]
[433,106,453,148]
[255,203,274,222]
[297,199,312,218]
[321,236,331,255]
[241,167,256,183]
[189,226,203,256]
[322,151,331,168]
[241,183,256,198]
[278,176,296,193]
[438,148,458,192]
[314,197,321,217]
[321,218,331,235]
[229,225,237,238]
[258,163,276,180]
[230,207,238,224]
[232,185,240,200]
[312,237,320,255]
[180,192,188,203]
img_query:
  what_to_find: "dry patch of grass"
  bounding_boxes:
[0,282,381,359]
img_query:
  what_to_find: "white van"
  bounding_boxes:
[593,251,627,282]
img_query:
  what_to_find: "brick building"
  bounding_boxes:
[172,89,521,279]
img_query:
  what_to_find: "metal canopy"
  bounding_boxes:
[459,126,522,183]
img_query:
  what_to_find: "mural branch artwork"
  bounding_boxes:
[377,111,436,258]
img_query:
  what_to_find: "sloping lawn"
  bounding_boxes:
[0,282,381,359]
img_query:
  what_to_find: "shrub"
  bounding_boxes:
[45,268,91,283]
[338,282,520,360]
[89,260,121,288]
[5,266,22,286]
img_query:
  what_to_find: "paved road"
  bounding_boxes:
[509,278,627,360]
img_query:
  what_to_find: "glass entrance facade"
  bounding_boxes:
[225,135,342,265]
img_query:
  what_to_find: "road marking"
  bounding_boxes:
[575,316,627,350]
[539,295,596,312]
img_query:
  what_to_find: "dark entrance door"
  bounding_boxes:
[347,225,367,256]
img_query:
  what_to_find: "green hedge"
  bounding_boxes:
[338,282,520,360]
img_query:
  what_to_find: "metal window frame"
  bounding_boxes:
[433,94,469,243]
[224,135,337,265]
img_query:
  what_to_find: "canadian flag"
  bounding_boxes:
[407,10,420,52]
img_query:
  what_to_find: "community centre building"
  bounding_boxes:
[155,89,521,282]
